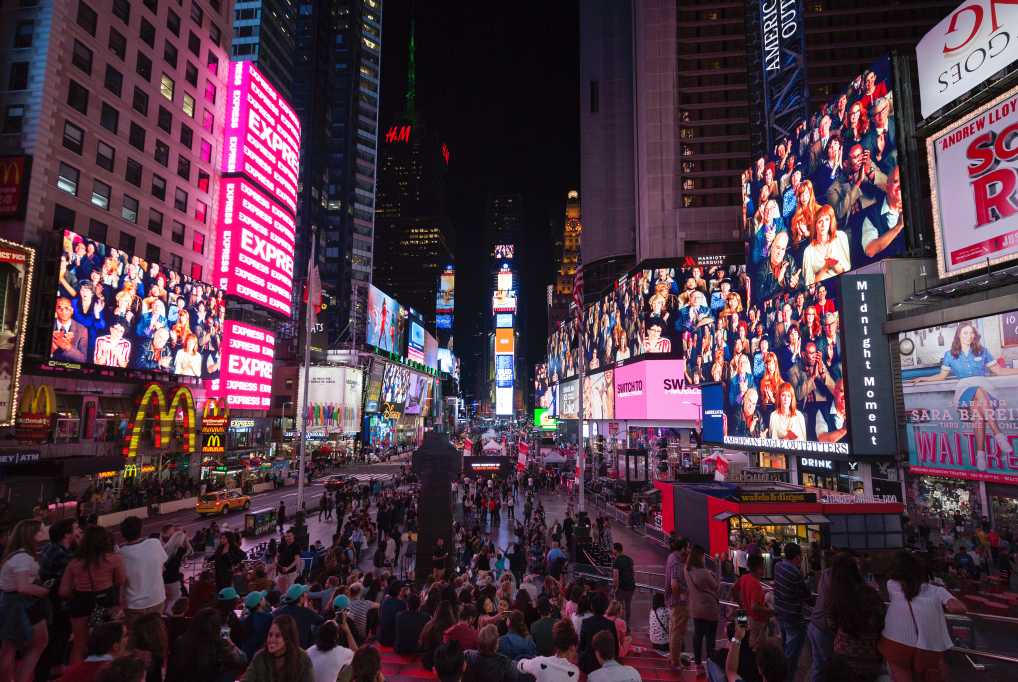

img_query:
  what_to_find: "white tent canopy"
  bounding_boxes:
[543,452,566,463]
[482,440,504,451]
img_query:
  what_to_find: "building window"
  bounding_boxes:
[72,40,93,75]
[122,195,139,223]
[139,18,155,47]
[104,65,123,96]
[151,174,166,200]
[2,106,24,135]
[119,231,136,253]
[202,109,213,132]
[157,106,172,133]
[88,218,107,242]
[54,204,76,232]
[192,229,205,252]
[8,63,28,91]
[179,124,192,149]
[132,87,148,115]
[62,120,84,155]
[285,378,293,391]
[209,22,220,47]
[14,22,34,49]
[209,0,219,13]
[112,0,130,25]
[177,155,190,180]
[129,122,145,150]
[100,103,119,133]
[170,253,182,271]
[109,28,127,60]
[203,81,215,104]
[142,0,156,14]
[171,220,185,244]
[76,1,98,36]
[146,243,160,264]
[154,139,169,166]
[67,80,89,114]
[173,186,187,212]
[185,62,198,87]
[136,52,152,81]
[164,41,178,68]
[148,208,163,234]
[197,169,209,192]
[160,73,175,101]
[190,262,202,280]
[199,139,211,162]
[96,140,115,172]
[190,1,203,25]
[58,163,80,195]
[91,179,112,210]
[182,93,195,117]
[167,8,181,36]
[187,31,200,56]
[206,50,218,75]
[194,201,206,226]
[126,158,143,186]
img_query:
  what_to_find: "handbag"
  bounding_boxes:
[86,565,111,627]
[877,600,949,682]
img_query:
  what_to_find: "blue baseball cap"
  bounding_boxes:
[285,584,311,602]
[333,595,350,611]
[218,587,239,601]
[244,590,268,608]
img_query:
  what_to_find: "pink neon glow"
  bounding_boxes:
[206,321,275,410]
[222,62,301,214]
[613,359,701,421]
[215,176,296,317]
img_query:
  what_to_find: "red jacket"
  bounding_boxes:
[56,660,107,682]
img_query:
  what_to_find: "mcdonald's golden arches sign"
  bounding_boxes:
[202,397,229,433]
[122,383,196,458]
[16,385,55,440]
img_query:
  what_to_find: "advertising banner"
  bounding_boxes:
[215,177,296,317]
[495,354,514,388]
[296,366,363,434]
[496,328,514,354]
[559,378,579,420]
[205,321,274,409]
[366,285,406,354]
[379,362,410,419]
[900,309,1018,482]
[495,385,513,416]
[437,348,454,375]
[437,265,454,312]
[365,360,385,413]
[928,86,1018,277]
[534,408,557,430]
[408,320,425,363]
[405,373,430,415]
[496,314,513,328]
[424,331,438,370]
[701,383,725,444]
[583,369,615,419]
[614,359,701,421]
[53,230,223,378]
[916,0,1018,119]
[0,241,31,425]
[0,156,30,220]
[222,62,300,214]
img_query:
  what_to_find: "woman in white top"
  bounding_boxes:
[570,594,592,634]
[648,592,671,651]
[801,205,851,286]
[879,550,966,682]
[306,620,357,682]
[174,334,203,376]
[0,520,52,682]
[768,382,807,441]
[517,618,580,682]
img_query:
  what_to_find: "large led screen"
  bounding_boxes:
[215,176,296,317]
[899,311,1018,482]
[495,385,513,416]
[205,321,274,409]
[559,378,579,420]
[222,62,300,214]
[437,266,454,313]
[296,366,362,434]
[614,359,700,421]
[54,230,223,377]
[582,258,747,373]
[424,331,438,370]
[405,373,430,415]
[379,362,410,418]
[0,241,32,426]
[535,362,550,409]
[366,285,406,354]
[495,354,514,388]
[546,319,578,384]
[582,369,614,420]
[365,360,385,413]
[407,319,425,363]
[438,348,454,375]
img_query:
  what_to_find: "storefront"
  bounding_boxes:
[989,482,1018,532]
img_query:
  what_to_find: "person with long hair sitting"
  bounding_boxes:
[239,615,314,682]
[165,607,248,682]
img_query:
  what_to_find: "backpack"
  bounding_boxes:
[325,547,339,570]
[373,544,385,568]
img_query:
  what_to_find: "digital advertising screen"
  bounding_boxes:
[366,285,406,354]
[496,313,513,328]
[701,383,725,443]
[494,245,514,259]
[495,328,514,354]
[215,176,296,317]
[899,310,1018,482]
[365,360,385,413]
[424,331,438,370]
[546,319,578,384]
[614,359,700,421]
[0,240,31,427]
[379,362,410,419]
[296,366,362,434]
[559,378,579,420]
[436,314,452,329]
[437,265,454,313]
[205,321,274,409]
[495,354,514,388]
[53,230,223,378]
[222,62,301,214]
[534,361,550,409]
[405,373,429,415]
[438,348,455,375]
[407,319,425,363]
[583,368,615,420]
[492,290,517,313]
[534,408,558,430]
[496,385,513,416]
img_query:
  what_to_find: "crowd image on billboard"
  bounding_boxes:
[743,53,905,291]
[366,285,407,354]
[546,320,578,385]
[54,230,223,378]
[380,363,410,409]
[582,369,614,420]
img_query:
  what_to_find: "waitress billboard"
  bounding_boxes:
[900,310,1018,482]
[614,359,701,421]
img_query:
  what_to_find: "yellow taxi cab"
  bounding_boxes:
[196,490,251,516]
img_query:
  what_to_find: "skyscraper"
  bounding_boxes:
[230,0,296,101]
[548,191,580,330]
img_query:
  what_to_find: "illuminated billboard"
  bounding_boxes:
[205,321,274,409]
[583,369,614,420]
[495,328,514,354]
[497,265,514,292]
[215,177,296,317]
[546,319,577,384]
[366,285,406,354]
[492,290,517,312]
[222,62,301,214]
[365,360,385,413]
[379,362,410,419]
[436,314,452,329]
[296,366,363,434]
[494,245,514,259]
[408,319,425,363]
[496,313,513,328]
[405,373,430,415]
[614,360,700,421]
[437,265,454,313]
[534,408,557,430]
[496,385,513,416]
[437,348,454,374]
[52,230,222,378]
[424,331,438,370]
[0,240,32,426]
[495,354,514,388]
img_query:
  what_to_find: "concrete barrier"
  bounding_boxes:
[98,507,148,528]
[157,497,198,515]
[252,482,274,494]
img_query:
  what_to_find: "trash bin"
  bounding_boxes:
[244,508,277,537]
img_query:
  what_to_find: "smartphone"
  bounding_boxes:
[220,626,231,640]
[736,609,749,629]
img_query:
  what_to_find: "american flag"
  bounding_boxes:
[571,251,584,332]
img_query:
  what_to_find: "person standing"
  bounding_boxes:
[665,538,691,669]
[684,545,722,674]
[0,520,53,682]
[276,531,301,593]
[826,553,885,682]
[807,552,837,682]
[773,543,813,682]
[611,543,636,624]
[433,539,449,581]
[36,519,81,682]
[116,516,168,631]
[277,501,287,533]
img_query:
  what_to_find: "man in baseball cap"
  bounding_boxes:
[273,583,324,649]
[241,591,272,660]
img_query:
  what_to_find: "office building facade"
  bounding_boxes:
[229,0,295,101]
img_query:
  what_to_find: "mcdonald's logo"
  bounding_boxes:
[0,157,26,219]
[122,382,196,458]
[202,397,229,434]
[202,433,224,453]
[16,385,55,437]
[0,161,21,186]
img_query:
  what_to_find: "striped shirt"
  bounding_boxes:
[94,335,131,367]
[664,552,688,606]
[773,559,812,624]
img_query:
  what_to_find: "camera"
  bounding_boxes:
[735,609,748,629]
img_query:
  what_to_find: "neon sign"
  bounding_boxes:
[122,383,197,458]
[386,126,411,142]
[441,143,449,164]
[205,321,275,409]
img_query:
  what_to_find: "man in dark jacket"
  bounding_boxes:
[377,581,407,647]
[463,625,517,682]
[394,593,432,654]
[577,594,621,674]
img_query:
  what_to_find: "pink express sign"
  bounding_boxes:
[222,62,300,214]
[614,359,701,421]
[206,321,275,409]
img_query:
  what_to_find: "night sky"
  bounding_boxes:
[377,0,580,408]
